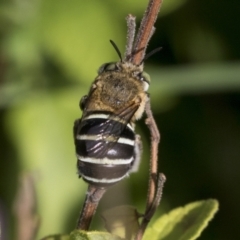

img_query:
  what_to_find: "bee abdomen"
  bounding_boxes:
[75,113,135,187]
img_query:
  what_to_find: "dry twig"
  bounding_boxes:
[76,185,106,230]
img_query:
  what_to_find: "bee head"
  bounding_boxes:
[97,40,152,92]
[97,61,150,92]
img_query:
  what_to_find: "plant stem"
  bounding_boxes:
[132,0,163,65]
[76,185,106,230]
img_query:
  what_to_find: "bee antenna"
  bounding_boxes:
[140,47,162,65]
[109,40,122,62]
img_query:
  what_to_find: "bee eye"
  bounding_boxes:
[140,72,151,83]
[138,71,150,91]
[79,95,88,110]
[98,62,118,74]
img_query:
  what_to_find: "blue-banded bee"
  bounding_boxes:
[74,2,165,234]
[73,41,151,187]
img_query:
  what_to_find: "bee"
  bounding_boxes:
[73,40,151,187]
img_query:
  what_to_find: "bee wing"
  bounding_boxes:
[103,101,140,137]
[85,102,140,158]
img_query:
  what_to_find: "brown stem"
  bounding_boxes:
[135,173,166,240]
[76,185,106,230]
[125,14,136,60]
[134,100,166,240]
[144,173,166,221]
[132,0,163,65]
[145,99,160,209]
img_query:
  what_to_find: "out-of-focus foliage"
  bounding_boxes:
[0,0,239,240]
[102,205,140,240]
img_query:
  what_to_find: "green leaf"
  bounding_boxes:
[143,199,219,240]
[70,230,123,240]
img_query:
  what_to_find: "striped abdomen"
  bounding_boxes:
[74,113,135,187]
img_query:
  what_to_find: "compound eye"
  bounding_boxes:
[79,95,88,110]
[140,71,151,83]
[97,62,118,74]
[138,72,150,91]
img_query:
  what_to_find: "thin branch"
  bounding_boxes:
[144,173,166,221]
[134,98,166,239]
[132,0,163,65]
[145,99,161,210]
[124,14,136,60]
[135,173,166,240]
[76,185,106,230]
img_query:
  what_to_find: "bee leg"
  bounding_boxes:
[130,134,143,173]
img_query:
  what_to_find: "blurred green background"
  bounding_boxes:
[0,0,240,239]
